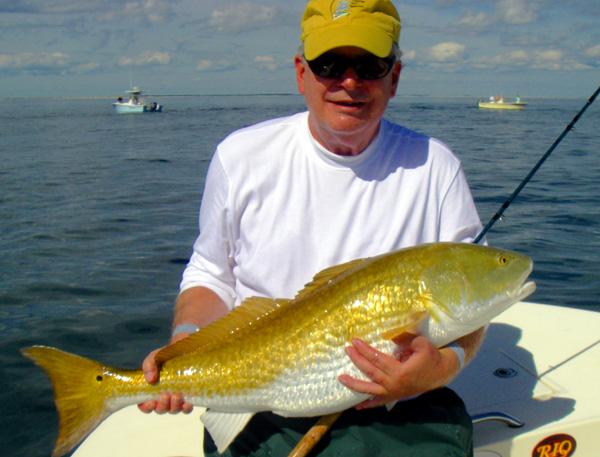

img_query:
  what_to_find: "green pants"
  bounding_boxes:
[204,387,473,457]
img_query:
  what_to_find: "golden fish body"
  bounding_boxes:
[22,242,535,456]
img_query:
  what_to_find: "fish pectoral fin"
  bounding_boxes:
[201,410,254,453]
[381,311,428,340]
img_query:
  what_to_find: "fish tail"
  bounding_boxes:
[21,345,112,457]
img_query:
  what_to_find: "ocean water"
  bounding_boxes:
[1,94,598,456]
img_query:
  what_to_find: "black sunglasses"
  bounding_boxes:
[306,52,396,80]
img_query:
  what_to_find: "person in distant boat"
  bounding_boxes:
[139,0,485,455]
[117,96,123,103]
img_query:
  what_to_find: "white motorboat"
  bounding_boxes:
[71,301,600,457]
[112,87,162,114]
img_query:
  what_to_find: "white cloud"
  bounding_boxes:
[4,0,176,24]
[0,51,101,75]
[532,49,562,70]
[0,1,98,14]
[196,60,212,72]
[121,0,174,23]
[496,0,538,25]
[118,51,170,66]
[458,11,490,28]
[503,49,529,63]
[529,50,589,71]
[74,62,100,73]
[196,58,234,72]
[470,47,591,72]
[0,52,69,69]
[210,3,277,32]
[584,44,600,58]
[254,55,277,71]
[428,42,466,62]
[402,50,417,62]
[473,49,529,69]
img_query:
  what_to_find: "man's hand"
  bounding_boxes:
[137,335,194,414]
[137,286,230,415]
[338,335,461,409]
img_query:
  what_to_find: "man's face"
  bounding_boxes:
[295,46,401,154]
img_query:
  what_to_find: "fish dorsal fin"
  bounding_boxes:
[201,410,254,453]
[294,257,370,301]
[155,297,291,364]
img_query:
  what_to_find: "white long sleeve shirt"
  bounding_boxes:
[181,111,482,309]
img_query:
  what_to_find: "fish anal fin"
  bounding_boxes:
[201,410,254,453]
[381,311,428,340]
[156,297,292,364]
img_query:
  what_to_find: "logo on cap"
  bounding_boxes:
[333,0,350,20]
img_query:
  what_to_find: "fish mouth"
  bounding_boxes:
[489,278,535,319]
[505,258,535,304]
[458,279,536,332]
[514,260,536,302]
[515,280,536,302]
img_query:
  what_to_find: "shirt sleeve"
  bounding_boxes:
[179,152,237,309]
[439,165,484,244]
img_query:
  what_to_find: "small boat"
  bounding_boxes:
[112,87,162,114]
[478,96,526,110]
[71,301,600,457]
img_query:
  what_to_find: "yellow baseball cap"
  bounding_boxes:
[301,0,401,61]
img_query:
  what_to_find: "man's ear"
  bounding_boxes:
[390,61,402,97]
[294,55,307,95]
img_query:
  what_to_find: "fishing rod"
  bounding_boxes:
[473,84,600,244]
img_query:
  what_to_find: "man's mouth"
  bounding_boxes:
[331,100,366,108]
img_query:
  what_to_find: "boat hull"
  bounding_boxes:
[478,101,524,110]
[112,103,162,114]
[113,103,145,114]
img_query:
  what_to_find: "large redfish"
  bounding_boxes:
[22,242,535,456]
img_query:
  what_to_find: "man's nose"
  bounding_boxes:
[338,66,362,89]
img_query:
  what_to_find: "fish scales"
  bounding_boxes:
[21,242,536,456]
[111,255,420,406]
[155,254,421,409]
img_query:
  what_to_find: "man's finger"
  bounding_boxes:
[351,338,397,369]
[344,345,387,385]
[355,396,388,410]
[346,339,398,380]
[155,392,171,414]
[337,373,386,397]
[182,401,194,414]
[170,393,184,414]
[142,349,161,384]
[138,400,157,414]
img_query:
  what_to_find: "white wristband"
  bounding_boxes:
[172,323,200,337]
[446,343,465,370]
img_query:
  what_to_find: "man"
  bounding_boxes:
[140,0,485,455]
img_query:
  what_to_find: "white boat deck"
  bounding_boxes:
[73,302,600,457]
[452,302,600,457]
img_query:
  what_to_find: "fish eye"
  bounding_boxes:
[499,256,508,265]
[96,375,103,382]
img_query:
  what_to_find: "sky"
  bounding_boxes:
[0,0,598,98]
